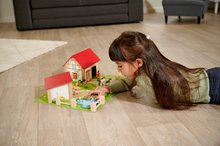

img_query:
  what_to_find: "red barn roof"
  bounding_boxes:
[44,72,72,90]
[64,48,100,69]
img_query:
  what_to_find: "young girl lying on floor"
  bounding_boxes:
[88,31,220,110]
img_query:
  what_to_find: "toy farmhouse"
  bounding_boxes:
[44,72,73,104]
[63,48,100,82]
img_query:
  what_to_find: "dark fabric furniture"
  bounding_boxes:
[162,0,209,24]
[13,0,143,30]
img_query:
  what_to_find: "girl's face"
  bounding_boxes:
[115,61,141,80]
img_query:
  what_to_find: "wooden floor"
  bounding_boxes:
[0,12,220,146]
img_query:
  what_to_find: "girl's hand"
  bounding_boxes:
[87,86,110,99]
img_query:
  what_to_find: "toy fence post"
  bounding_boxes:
[70,98,77,108]
[68,83,73,99]
[47,90,52,104]
[56,96,61,105]
[99,95,105,104]
[90,102,96,112]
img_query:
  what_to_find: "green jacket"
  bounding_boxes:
[109,70,210,103]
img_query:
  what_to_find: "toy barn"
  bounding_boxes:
[44,72,73,104]
[63,48,100,82]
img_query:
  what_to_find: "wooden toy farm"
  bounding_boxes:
[36,48,115,112]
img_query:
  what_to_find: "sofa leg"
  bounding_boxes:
[178,16,181,22]
[197,16,201,24]
[202,14,204,19]
[165,15,168,24]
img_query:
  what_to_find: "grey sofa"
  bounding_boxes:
[162,0,209,24]
[13,0,143,30]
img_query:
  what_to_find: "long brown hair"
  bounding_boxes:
[109,31,204,110]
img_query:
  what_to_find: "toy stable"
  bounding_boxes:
[63,48,100,82]
[44,72,73,103]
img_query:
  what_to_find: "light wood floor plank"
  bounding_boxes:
[83,95,146,146]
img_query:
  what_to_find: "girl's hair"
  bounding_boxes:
[109,31,205,110]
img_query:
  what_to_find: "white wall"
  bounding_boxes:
[0,0,15,22]
[0,0,162,23]
[143,0,163,13]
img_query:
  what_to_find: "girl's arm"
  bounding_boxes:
[88,78,133,99]
[109,78,133,93]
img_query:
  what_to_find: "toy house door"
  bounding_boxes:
[86,70,92,82]
[91,66,97,78]
[72,72,78,80]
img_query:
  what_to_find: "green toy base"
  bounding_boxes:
[36,75,117,112]
[35,92,115,112]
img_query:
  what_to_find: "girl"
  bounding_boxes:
[88,31,220,110]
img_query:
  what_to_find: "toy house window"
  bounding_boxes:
[68,60,81,71]
[68,60,75,69]
[76,64,80,70]
[73,73,77,79]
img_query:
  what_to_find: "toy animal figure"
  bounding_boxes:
[77,79,85,86]
[100,77,112,87]
[105,78,111,85]
[73,86,80,95]
[96,77,101,86]
[96,70,100,78]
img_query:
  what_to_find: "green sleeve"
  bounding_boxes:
[109,78,133,93]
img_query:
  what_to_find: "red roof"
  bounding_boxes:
[65,48,100,69]
[44,72,72,90]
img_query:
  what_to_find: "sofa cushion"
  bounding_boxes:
[31,0,79,9]
[32,4,128,19]
[31,0,128,9]
[80,0,128,6]
[162,0,205,6]
[32,14,129,29]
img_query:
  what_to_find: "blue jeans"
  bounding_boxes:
[207,67,220,104]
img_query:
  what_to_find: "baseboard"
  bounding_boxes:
[0,16,15,23]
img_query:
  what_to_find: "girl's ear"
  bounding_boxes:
[135,58,143,68]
